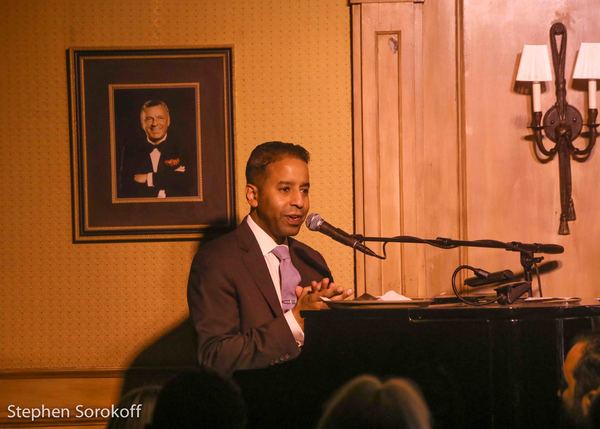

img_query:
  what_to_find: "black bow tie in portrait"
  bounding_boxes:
[146,141,164,154]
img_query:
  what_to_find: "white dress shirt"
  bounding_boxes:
[146,134,167,198]
[246,215,305,346]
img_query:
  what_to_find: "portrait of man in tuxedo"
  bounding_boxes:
[187,141,353,375]
[118,99,193,198]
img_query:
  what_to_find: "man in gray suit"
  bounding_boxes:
[187,141,352,375]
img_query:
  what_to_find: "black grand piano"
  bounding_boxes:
[235,300,600,429]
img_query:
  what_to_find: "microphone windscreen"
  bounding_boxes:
[305,213,323,231]
[539,244,564,254]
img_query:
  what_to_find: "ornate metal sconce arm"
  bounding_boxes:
[572,108,598,160]
[529,111,557,159]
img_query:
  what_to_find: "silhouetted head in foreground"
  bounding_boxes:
[561,331,600,429]
[317,374,432,429]
[151,368,246,429]
[107,385,161,429]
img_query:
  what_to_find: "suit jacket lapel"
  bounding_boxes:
[237,218,283,317]
[289,238,332,285]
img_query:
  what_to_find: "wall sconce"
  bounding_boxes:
[517,22,598,235]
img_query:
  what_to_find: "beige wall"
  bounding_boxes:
[0,0,353,370]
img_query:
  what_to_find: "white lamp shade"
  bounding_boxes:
[516,45,553,82]
[573,43,600,79]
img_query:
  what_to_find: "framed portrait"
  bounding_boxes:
[67,47,235,242]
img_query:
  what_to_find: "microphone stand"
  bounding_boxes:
[352,235,560,304]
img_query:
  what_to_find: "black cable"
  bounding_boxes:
[451,265,500,307]
[534,262,543,297]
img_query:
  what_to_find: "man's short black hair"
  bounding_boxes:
[572,331,600,402]
[245,141,310,185]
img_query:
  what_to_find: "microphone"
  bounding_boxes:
[464,268,515,287]
[509,242,564,254]
[305,213,378,257]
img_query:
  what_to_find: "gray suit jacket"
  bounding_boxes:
[187,217,332,374]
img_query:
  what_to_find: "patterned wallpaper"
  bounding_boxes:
[0,0,353,369]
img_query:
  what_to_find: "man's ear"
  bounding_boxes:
[246,184,259,208]
[582,388,600,416]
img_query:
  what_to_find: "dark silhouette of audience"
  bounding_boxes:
[560,331,600,429]
[590,395,600,429]
[150,368,246,429]
[316,374,432,429]
[107,385,161,429]
[110,333,600,429]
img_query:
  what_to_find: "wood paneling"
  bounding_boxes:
[350,0,425,4]
[0,370,122,428]
[462,0,600,297]
[353,0,600,299]
[354,2,419,296]
[353,0,460,297]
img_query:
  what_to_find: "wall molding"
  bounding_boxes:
[0,367,192,428]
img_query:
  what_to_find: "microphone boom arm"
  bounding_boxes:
[353,234,563,255]
[305,214,561,302]
[353,234,561,301]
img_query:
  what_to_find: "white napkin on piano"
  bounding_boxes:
[378,290,412,301]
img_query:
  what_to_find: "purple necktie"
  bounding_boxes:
[272,245,301,311]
